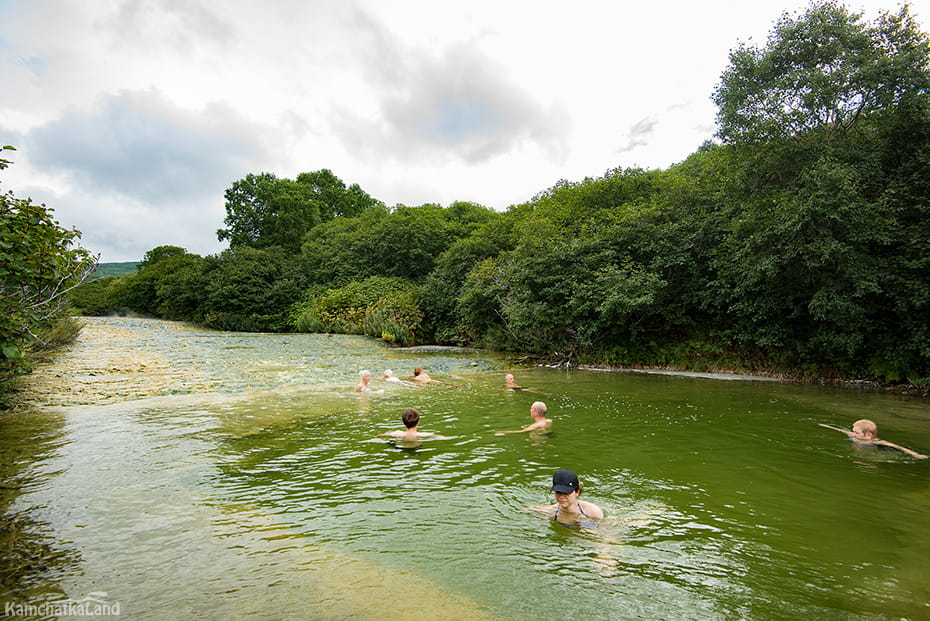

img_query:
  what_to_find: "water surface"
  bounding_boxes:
[2,317,929,620]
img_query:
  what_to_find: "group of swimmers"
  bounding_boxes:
[362,370,604,522]
[376,400,599,522]
[354,367,449,393]
[359,369,928,527]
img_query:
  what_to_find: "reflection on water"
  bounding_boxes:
[2,316,930,620]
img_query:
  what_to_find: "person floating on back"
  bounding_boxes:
[495,401,552,435]
[819,419,928,459]
[382,369,402,383]
[530,469,604,523]
[379,407,446,442]
[412,366,453,385]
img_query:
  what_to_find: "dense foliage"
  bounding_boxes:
[70,2,930,386]
[1,147,97,406]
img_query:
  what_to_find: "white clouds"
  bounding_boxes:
[1,0,928,260]
[334,39,570,164]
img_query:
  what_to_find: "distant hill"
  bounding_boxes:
[91,261,139,279]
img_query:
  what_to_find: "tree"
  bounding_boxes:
[217,173,321,252]
[139,245,188,269]
[294,169,380,220]
[714,2,930,145]
[0,146,97,397]
[199,247,302,332]
[709,1,930,381]
[218,170,381,253]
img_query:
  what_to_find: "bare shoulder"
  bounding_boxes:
[579,500,604,519]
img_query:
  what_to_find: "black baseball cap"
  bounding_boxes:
[551,469,580,494]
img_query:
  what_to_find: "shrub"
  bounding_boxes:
[289,276,423,344]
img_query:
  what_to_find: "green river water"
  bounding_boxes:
[1,317,929,620]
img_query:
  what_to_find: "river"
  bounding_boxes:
[2,316,929,620]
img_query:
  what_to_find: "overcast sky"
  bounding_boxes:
[1,0,927,262]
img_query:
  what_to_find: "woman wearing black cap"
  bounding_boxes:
[532,469,604,522]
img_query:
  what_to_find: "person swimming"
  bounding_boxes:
[494,401,552,435]
[354,370,384,393]
[819,419,927,459]
[378,407,446,444]
[530,469,604,527]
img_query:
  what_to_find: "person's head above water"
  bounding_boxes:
[383,369,395,379]
[540,469,603,520]
[531,401,547,418]
[552,469,580,494]
[853,419,878,440]
[402,407,420,429]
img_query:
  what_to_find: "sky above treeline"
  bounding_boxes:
[1,0,927,262]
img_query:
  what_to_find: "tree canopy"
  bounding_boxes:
[714,1,930,144]
[217,170,380,253]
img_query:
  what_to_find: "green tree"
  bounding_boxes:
[714,2,930,145]
[709,1,930,381]
[298,202,490,287]
[0,146,97,401]
[294,169,380,220]
[217,173,321,252]
[419,214,513,342]
[199,247,302,332]
[218,170,380,253]
[139,244,187,269]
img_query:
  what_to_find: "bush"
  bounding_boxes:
[289,276,423,344]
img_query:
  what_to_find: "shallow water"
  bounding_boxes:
[2,317,929,620]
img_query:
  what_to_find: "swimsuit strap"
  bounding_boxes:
[554,502,587,520]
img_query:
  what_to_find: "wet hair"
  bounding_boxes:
[402,408,420,429]
[854,419,878,438]
[531,401,547,417]
[413,367,423,376]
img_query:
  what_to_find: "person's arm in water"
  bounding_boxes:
[873,439,928,459]
[818,423,854,437]
[495,420,548,435]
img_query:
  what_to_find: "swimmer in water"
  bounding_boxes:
[502,373,542,393]
[529,470,617,577]
[819,419,927,458]
[530,469,604,523]
[412,367,453,385]
[354,370,384,393]
[378,408,446,442]
[382,369,402,383]
[495,401,552,435]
